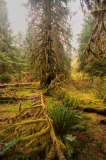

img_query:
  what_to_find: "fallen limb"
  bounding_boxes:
[83,107,106,115]
[0,93,66,160]
[100,119,106,124]
[44,74,67,95]
[0,96,29,103]
[0,83,31,88]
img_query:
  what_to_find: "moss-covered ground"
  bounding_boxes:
[0,75,106,159]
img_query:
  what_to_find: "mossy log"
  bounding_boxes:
[83,107,106,115]
[100,119,106,124]
[0,93,66,160]
[0,83,31,88]
[0,96,29,103]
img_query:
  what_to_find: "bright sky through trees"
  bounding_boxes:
[5,0,83,48]
[5,0,28,33]
[70,1,84,48]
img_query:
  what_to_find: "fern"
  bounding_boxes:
[0,134,26,155]
[58,134,76,160]
[50,96,85,135]
[49,106,85,134]
[64,134,76,142]
[49,106,72,133]
[62,96,78,109]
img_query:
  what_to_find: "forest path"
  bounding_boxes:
[86,112,106,153]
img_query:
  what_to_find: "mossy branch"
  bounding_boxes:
[1,93,66,160]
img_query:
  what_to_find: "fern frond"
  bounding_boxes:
[0,134,26,156]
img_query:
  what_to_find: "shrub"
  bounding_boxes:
[0,74,11,83]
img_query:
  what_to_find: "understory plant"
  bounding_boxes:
[49,96,86,159]
[49,104,85,134]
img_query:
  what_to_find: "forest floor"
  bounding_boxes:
[0,75,106,159]
[73,112,106,160]
[68,71,106,159]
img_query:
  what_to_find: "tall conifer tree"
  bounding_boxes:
[0,0,26,83]
[26,0,72,87]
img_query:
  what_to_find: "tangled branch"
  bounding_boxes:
[0,93,66,160]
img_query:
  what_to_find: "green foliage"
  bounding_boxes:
[26,0,71,86]
[77,15,94,73]
[93,77,106,99]
[62,96,78,109]
[0,73,11,83]
[49,97,85,134]
[50,96,86,159]
[58,134,76,160]
[96,141,103,152]
[84,57,106,77]
[63,134,76,160]
[77,15,106,77]
[0,0,27,83]
[0,0,13,52]
[0,134,26,156]
[50,106,73,133]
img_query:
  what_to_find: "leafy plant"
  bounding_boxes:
[62,96,78,109]
[49,106,72,134]
[58,134,76,160]
[49,105,85,134]
[0,73,11,83]
[0,134,26,156]
[50,97,86,159]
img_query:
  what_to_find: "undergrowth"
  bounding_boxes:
[49,96,86,159]
[0,76,106,160]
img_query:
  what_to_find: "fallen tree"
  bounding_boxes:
[0,93,66,160]
[0,83,31,88]
[83,107,106,115]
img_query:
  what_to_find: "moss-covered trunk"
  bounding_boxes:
[40,0,57,87]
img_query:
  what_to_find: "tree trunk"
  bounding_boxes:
[40,0,56,87]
